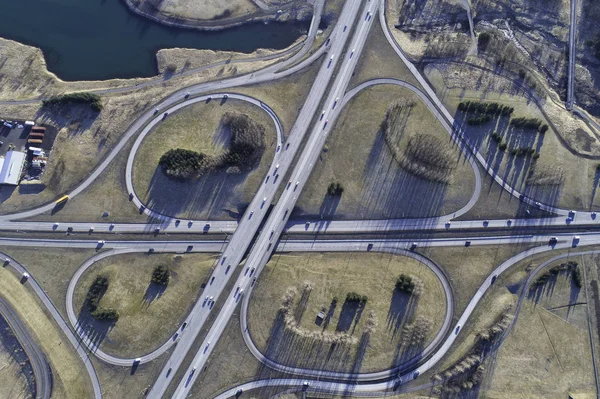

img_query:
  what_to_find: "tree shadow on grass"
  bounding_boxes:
[387,289,418,339]
[142,282,167,307]
[335,300,361,333]
[75,306,115,351]
[143,165,250,220]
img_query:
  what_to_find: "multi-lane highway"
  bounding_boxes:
[169,0,382,396]
[566,0,578,110]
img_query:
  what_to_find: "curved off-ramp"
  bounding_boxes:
[240,246,454,381]
[0,252,102,399]
[0,298,52,399]
[125,92,284,222]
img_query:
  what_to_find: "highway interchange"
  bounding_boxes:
[0,0,596,398]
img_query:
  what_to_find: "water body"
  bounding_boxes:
[0,0,309,81]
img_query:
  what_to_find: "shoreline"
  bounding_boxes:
[120,0,313,32]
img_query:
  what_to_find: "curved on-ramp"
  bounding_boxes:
[240,247,454,381]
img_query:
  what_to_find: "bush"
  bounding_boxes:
[159,113,265,181]
[458,101,513,116]
[165,64,177,73]
[159,148,207,180]
[539,124,549,134]
[477,32,491,51]
[498,143,507,151]
[42,92,103,112]
[151,265,170,286]
[510,117,543,131]
[572,265,582,288]
[395,274,415,294]
[327,182,344,196]
[85,276,119,321]
[490,132,503,143]
[346,292,366,303]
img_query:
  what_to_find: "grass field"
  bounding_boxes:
[425,62,600,211]
[1,247,97,318]
[154,0,257,21]
[132,99,276,220]
[0,268,91,399]
[72,252,217,357]
[0,36,299,216]
[348,13,420,89]
[247,252,447,373]
[295,84,475,220]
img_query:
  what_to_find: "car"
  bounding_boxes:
[187,245,194,252]
[270,230,275,239]
[53,222,59,229]
[262,197,267,205]
[209,296,214,302]
[286,143,290,150]
[155,227,160,233]
[203,223,210,232]
[573,236,581,247]
[226,264,231,274]
[534,201,541,208]
[367,243,373,251]
[250,268,255,276]
[483,220,489,227]
[22,272,30,281]
[204,342,210,352]
[276,144,281,152]
[210,276,215,284]
[365,11,370,20]
[445,221,451,229]
[222,256,227,264]
[203,296,209,305]
[287,180,292,189]
[109,223,115,230]
[465,241,471,247]
[166,367,172,377]
[181,322,188,330]
[163,112,169,118]
[549,237,558,245]
[0,141,4,146]
[303,381,310,387]
[333,97,339,109]
[491,275,497,284]
[275,164,280,172]
[223,94,229,99]
[320,111,325,120]
[154,108,159,114]
[343,25,347,32]
[3,258,9,265]
[89,226,94,232]
[294,182,299,191]
[236,389,243,395]
[284,208,289,219]
[239,289,244,296]
[350,49,354,59]
[455,325,461,334]
[323,120,328,129]
[188,220,194,227]
[184,91,190,98]
[134,358,141,364]
[148,248,155,253]
[249,211,254,219]
[252,277,257,286]
[97,240,105,245]
[410,242,417,250]
[413,371,420,379]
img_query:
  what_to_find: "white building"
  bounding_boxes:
[0,150,26,185]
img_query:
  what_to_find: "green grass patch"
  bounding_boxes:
[42,92,102,112]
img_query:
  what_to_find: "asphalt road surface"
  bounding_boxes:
[0,298,51,399]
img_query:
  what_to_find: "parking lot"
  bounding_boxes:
[0,119,56,157]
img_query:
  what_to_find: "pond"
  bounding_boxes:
[0,0,309,81]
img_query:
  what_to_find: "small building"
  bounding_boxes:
[28,147,45,156]
[24,121,35,126]
[316,310,326,321]
[0,150,25,185]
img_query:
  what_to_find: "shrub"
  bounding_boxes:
[458,101,513,116]
[518,69,526,79]
[159,148,207,180]
[498,143,507,151]
[477,32,491,51]
[85,276,119,321]
[165,64,177,73]
[151,265,170,285]
[490,132,503,143]
[327,182,344,196]
[572,265,582,288]
[159,113,265,181]
[395,274,415,294]
[510,117,543,131]
[539,124,549,134]
[42,92,103,112]
[346,292,366,303]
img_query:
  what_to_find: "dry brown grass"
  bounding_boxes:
[425,61,600,211]
[247,252,447,372]
[149,0,257,21]
[131,99,275,220]
[0,36,300,216]
[0,268,92,399]
[72,253,217,357]
[296,84,475,220]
